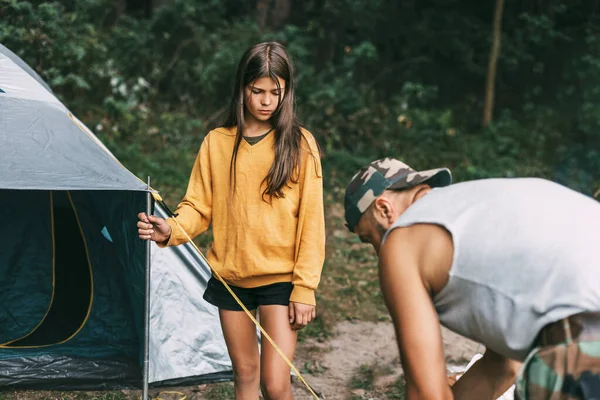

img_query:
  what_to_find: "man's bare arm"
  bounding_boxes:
[451,349,521,400]
[379,227,452,400]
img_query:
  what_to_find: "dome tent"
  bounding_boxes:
[0,42,231,389]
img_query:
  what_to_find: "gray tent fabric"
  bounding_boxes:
[149,206,232,383]
[0,43,54,94]
[0,42,232,388]
[0,44,147,191]
[0,97,149,191]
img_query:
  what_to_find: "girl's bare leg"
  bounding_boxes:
[259,305,298,400]
[219,309,260,400]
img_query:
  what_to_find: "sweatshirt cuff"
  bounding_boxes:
[290,286,316,306]
[156,218,177,248]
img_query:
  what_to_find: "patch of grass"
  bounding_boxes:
[300,359,329,376]
[383,378,407,399]
[350,364,376,391]
[310,198,389,335]
[298,314,329,343]
[201,382,235,400]
[348,363,406,400]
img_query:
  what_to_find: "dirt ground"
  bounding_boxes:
[289,320,483,399]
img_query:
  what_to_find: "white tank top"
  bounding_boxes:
[383,178,600,361]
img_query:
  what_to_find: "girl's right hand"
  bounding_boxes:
[137,212,172,244]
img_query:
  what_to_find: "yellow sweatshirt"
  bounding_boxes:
[163,126,325,305]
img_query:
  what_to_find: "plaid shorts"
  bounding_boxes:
[515,313,600,399]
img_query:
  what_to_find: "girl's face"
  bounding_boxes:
[244,76,286,123]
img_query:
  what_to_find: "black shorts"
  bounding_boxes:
[203,277,293,311]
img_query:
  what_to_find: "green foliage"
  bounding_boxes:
[0,0,111,108]
[3,0,594,340]
[1,0,598,194]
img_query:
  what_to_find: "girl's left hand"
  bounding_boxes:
[289,302,316,331]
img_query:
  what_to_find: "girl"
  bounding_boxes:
[137,41,325,400]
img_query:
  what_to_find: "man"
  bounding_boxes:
[344,157,600,399]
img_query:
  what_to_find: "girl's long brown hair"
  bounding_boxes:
[222,41,305,201]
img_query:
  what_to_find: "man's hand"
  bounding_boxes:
[289,302,316,331]
[137,212,172,244]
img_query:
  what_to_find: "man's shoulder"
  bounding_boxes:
[383,224,454,293]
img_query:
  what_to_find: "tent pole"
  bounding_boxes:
[143,177,152,400]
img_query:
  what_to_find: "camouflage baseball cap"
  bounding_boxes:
[344,158,452,232]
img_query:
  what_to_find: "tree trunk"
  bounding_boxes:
[482,0,505,128]
[257,0,269,34]
[257,0,290,34]
[270,0,291,30]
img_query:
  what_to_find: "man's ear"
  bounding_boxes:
[373,196,394,222]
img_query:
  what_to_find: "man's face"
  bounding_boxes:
[350,186,432,253]
[353,208,390,253]
[352,190,415,252]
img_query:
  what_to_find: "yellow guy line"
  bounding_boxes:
[151,193,320,400]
